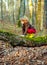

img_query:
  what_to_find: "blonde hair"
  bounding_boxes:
[20,16,29,22]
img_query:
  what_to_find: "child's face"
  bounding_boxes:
[21,19,27,24]
[21,21,24,24]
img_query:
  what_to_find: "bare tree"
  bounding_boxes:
[44,0,47,29]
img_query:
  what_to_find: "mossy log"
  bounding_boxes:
[0,30,47,47]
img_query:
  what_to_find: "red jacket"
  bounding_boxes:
[27,28,36,34]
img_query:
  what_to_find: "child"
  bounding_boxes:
[20,16,36,35]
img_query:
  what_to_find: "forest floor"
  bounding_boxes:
[0,40,47,65]
[0,20,22,35]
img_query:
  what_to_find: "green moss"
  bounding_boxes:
[24,36,47,46]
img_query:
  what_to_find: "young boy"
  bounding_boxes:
[20,16,36,35]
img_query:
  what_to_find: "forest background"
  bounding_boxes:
[0,0,47,35]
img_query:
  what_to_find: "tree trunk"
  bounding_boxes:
[1,0,3,20]
[44,0,47,34]
[13,10,15,24]
[44,0,47,29]
[41,0,44,31]
[36,0,41,32]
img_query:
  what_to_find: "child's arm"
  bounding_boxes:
[24,23,29,35]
